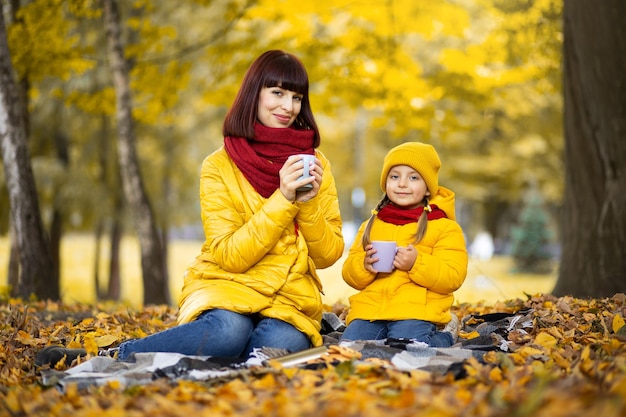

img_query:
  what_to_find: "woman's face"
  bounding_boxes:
[257,86,303,128]
[385,165,430,209]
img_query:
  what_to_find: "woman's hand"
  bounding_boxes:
[394,245,417,271]
[279,155,321,202]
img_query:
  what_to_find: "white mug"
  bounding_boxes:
[296,154,315,192]
[371,241,398,273]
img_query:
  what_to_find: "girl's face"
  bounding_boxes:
[257,86,303,128]
[385,165,430,209]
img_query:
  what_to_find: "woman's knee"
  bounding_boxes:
[247,318,310,354]
[198,309,254,352]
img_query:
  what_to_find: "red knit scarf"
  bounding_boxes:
[377,203,447,225]
[224,123,315,198]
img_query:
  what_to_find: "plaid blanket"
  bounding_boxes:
[39,309,534,393]
[40,352,248,392]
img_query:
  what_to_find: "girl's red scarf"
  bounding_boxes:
[377,203,447,225]
[224,123,315,198]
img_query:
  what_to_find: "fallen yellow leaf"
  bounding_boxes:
[83,333,99,355]
[534,332,558,349]
[80,318,95,326]
[67,334,82,349]
[612,314,625,333]
[15,330,35,346]
[581,345,591,361]
[551,351,571,369]
[517,346,545,359]
[489,367,503,382]
[459,330,480,339]
[94,334,119,347]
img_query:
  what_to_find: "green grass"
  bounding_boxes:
[0,234,557,307]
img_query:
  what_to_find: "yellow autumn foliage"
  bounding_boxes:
[4,0,566,238]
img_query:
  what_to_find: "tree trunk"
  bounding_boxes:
[101,0,169,305]
[94,114,109,300]
[553,0,626,298]
[6,0,24,297]
[48,209,62,299]
[107,201,123,300]
[48,129,70,301]
[0,6,55,300]
[159,133,174,292]
[7,221,19,294]
[94,218,105,299]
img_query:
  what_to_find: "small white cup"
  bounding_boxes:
[371,241,398,273]
[296,154,315,192]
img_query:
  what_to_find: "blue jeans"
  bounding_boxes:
[340,319,453,348]
[117,309,311,360]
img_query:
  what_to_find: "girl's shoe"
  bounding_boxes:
[443,314,461,343]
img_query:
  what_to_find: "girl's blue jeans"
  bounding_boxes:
[117,309,311,360]
[340,319,454,348]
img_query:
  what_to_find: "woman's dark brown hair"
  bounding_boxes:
[223,50,320,146]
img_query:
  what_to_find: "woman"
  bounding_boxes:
[36,50,344,366]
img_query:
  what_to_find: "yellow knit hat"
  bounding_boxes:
[380,141,441,196]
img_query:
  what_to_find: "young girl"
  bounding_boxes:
[340,141,467,347]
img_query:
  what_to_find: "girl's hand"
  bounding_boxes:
[279,155,321,202]
[363,244,378,273]
[394,245,417,271]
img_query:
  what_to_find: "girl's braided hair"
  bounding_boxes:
[361,195,431,250]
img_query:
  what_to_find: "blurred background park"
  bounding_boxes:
[0,235,557,306]
[0,0,564,306]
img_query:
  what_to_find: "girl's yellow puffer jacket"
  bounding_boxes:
[177,147,344,346]
[342,186,468,326]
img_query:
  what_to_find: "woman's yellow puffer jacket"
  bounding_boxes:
[177,147,344,346]
[342,186,468,326]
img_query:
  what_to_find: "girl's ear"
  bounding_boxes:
[426,191,431,197]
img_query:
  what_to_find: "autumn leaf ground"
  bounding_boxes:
[1,292,626,417]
